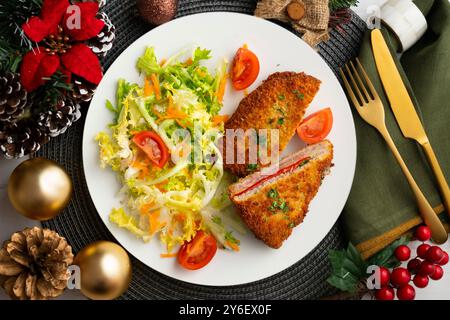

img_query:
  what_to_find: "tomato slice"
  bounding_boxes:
[231,46,260,90]
[132,131,169,168]
[178,231,217,270]
[297,108,333,144]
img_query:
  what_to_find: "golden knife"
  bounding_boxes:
[371,29,450,216]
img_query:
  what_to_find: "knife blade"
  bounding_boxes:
[371,29,427,143]
[371,28,450,214]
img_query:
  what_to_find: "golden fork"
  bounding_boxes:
[340,58,448,244]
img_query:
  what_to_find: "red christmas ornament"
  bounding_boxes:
[390,267,411,287]
[419,261,436,276]
[414,226,431,242]
[379,267,390,287]
[397,285,415,300]
[430,265,444,280]
[417,243,431,259]
[412,274,429,288]
[20,0,104,91]
[438,252,449,266]
[394,245,411,261]
[375,287,395,300]
[426,246,444,263]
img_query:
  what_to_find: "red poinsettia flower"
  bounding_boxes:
[20,0,105,91]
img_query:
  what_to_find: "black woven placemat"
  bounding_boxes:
[35,0,366,299]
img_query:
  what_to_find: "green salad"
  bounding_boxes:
[96,47,244,253]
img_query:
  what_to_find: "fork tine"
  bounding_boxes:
[344,64,365,105]
[349,60,370,101]
[339,68,362,109]
[355,58,379,100]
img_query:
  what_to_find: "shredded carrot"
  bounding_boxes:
[144,77,154,96]
[150,74,161,100]
[155,180,168,192]
[217,74,228,102]
[184,57,193,66]
[225,240,240,252]
[145,209,164,235]
[130,130,140,136]
[212,114,229,126]
[159,58,167,66]
[160,253,178,258]
[139,202,155,215]
[174,212,186,222]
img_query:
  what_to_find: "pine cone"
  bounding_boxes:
[88,11,116,57]
[0,120,49,159]
[69,76,96,103]
[0,227,74,300]
[0,72,29,124]
[38,99,81,138]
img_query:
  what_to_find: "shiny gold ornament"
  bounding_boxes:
[8,158,72,221]
[74,241,132,300]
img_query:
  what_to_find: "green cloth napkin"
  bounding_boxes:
[341,0,450,258]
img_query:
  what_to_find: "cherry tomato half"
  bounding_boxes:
[231,46,260,90]
[178,231,217,270]
[132,131,169,168]
[297,108,333,144]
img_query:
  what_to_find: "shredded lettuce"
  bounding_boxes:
[109,208,151,242]
[97,46,243,253]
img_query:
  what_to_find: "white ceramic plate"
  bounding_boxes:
[83,12,356,286]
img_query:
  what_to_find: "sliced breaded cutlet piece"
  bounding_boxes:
[228,140,333,249]
[223,72,321,177]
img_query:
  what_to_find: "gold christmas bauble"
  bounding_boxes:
[74,241,132,300]
[8,158,72,221]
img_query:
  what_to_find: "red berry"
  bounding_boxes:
[397,285,416,300]
[394,245,411,261]
[419,261,436,276]
[430,265,444,280]
[412,274,429,288]
[379,267,390,287]
[438,252,449,266]
[390,267,411,287]
[426,246,444,263]
[415,225,431,241]
[375,287,395,300]
[417,243,431,259]
[407,258,422,274]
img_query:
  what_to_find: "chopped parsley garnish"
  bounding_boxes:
[278,118,285,125]
[225,231,240,245]
[212,215,223,226]
[288,222,295,228]
[267,188,278,198]
[267,188,290,213]
[278,94,285,100]
[293,90,304,100]
[298,159,310,168]
[247,163,259,171]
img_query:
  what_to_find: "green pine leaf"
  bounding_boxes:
[327,274,359,293]
[368,236,410,268]
[329,0,359,11]
[327,243,368,292]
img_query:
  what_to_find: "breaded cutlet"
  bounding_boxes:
[223,72,321,177]
[228,140,333,249]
